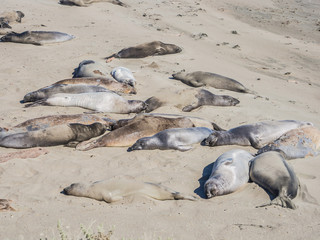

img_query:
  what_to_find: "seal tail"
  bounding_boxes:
[144,96,163,113]
[243,88,257,95]
[24,99,49,108]
[104,53,117,61]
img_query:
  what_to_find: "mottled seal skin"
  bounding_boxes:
[106,41,182,59]
[205,149,253,198]
[128,127,213,152]
[111,67,136,87]
[63,179,197,203]
[25,92,146,114]
[55,77,136,94]
[0,31,74,45]
[21,84,108,103]
[172,71,254,94]
[72,60,109,78]
[59,0,127,7]
[257,126,320,159]
[0,123,107,149]
[249,151,300,209]
[202,120,313,149]
[0,10,24,28]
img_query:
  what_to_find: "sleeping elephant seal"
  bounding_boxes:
[0,10,24,28]
[205,149,253,198]
[172,71,254,94]
[63,178,197,203]
[59,0,127,7]
[249,151,300,209]
[0,123,107,149]
[128,127,213,152]
[202,120,313,149]
[111,67,136,87]
[0,31,74,45]
[106,41,182,60]
[72,60,109,78]
[257,126,320,159]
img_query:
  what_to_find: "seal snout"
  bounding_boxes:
[205,182,218,199]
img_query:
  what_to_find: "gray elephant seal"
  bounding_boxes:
[106,41,182,60]
[63,178,197,203]
[0,123,107,149]
[205,149,253,198]
[128,127,213,152]
[72,60,109,78]
[172,71,254,93]
[111,67,136,87]
[59,0,127,7]
[257,126,320,159]
[0,31,74,45]
[25,92,146,114]
[0,10,24,28]
[202,120,312,149]
[21,84,108,103]
[249,151,300,209]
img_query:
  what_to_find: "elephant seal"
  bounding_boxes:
[202,120,312,149]
[63,178,197,203]
[0,199,15,211]
[72,60,109,78]
[257,126,320,159]
[54,77,136,94]
[111,67,136,87]
[59,0,127,7]
[249,151,300,209]
[25,92,146,114]
[172,71,254,93]
[0,122,107,149]
[205,149,253,198]
[0,10,24,28]
[0,31,74,45]
[128,127,213,152]
[21,84,108,103]
[106,41,182,60]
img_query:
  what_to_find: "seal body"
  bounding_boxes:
[128,127,213,152]
[257,126,320,159]
[107,41,182,59]
[0,123,107,149]
[59,0,126,7]
[72,60,109,78]
[249,151,300,209]
[63,178,197,203]
[25,92,146,114]
[172,71,254,93]
[0,31,74,45]
[205,149,253,198]
[0,10,24,28]
[202,120,312,149]
[111,67,136,87]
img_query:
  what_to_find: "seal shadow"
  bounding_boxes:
[194,162,214,199]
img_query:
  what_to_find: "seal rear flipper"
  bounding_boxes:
[24,99,49,108]
[256,196,296,209]
[182,103,199,112]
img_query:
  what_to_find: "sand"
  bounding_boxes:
[0,0,319,239]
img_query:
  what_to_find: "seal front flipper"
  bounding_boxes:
[189,80,204,87]
[24,99,49,108]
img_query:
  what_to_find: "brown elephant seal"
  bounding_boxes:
[172,71,254,94]
[257,126,320,159]
[63,178,197,203]
[25,92,146,114]
[128,127,213,152]
[202,120,313,149]
[0,31,74,45]
[54,77,136,94]
[0,122,107,149]
[0,10,24,28]
[72,60,109,78]
[106,41,182,60]
[205,149,253,198]
[21,84,108,103]
[59,0,127,7]
[0,199,15,211]
[249,151,300,209]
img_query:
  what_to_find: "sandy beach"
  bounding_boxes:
[0,0,320,239]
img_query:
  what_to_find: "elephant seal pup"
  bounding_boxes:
[25,92,146,114]
[59,0,127,7]
[0,10,24,28]
[0,31,74,45]
[111,67,136,87]
[72,60,109,78]
[106,41,182,60]
[202,120,312,149]
[128,127,213,152]
[21,84,108,103]
[55,77,136,94]
[0,123,107,149]
[172,71,254,94]
[249,151,300,209]
[205,149,253,198]
[257,126,320,159]
[63,178,197,203]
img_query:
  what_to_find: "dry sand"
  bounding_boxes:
[0,0,319,239]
